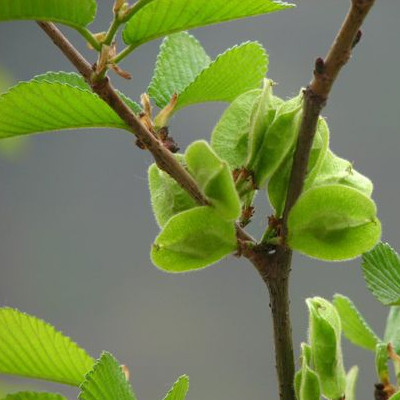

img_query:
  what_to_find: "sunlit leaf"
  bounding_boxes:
[79,353,136,400]
[0,68,29,159]
[123,0,294,46]
[0,308,94,386]
[173,42,268,112]
[2,393,66,400]
[0,72,140,139]
[148,32,211,108]
[362,243,400,306]
[0,0,96,28]
[288,185,381,261]
[162,376,189,400]
[32,73,141,113]
[151,207,237,272]
[333,294,380,351]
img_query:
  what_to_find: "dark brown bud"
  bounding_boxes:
[314,57,325,75]
[352,30,363,49]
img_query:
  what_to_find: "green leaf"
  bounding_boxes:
[362,243,400,306]
[162,376,189,400]
[309,150,373,197]
[333,294,380,351]
[389,392,400,400]
[174,42,268,112]
[268,116,330,217]
[32,72,91,88]
[2,393,66,400]
[384,307,400,354]
[186,141,241,220]
[33,72,141,114]
[0,0,96,28]
[306,297,346,400]
[345,366,359,400]
[151,207,237,272]
[79,353,136,400]
[148,157,197,228]
[0,72,140,139]
[375,343,390,383]
[251,93,303,187]
[211,89,261,169]
[0,308,94,386]
[0,70,29,160]
[148,32,211,108]
[122,0,294,47]
[288,185,381,261]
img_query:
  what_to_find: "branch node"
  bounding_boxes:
[90,76,110,92]
[158,127,180,153]
[304,86,327,110]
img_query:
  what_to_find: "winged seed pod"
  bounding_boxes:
[287,185,381,261]
[246,79,275,167]
[305,149,373,196]
[268,115,329,216]
[306,297,346,400]
[185,140,241,221]
[148,156,197,228]
[251,92,303,187]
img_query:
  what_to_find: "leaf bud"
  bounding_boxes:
[306,297,346,400]
[375,342,391,385]
[295,342,321,400]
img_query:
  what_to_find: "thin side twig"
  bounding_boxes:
[37,21,206,206]
[36,21,254,243]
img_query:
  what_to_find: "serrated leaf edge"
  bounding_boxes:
[0,307,94,385]
[122,0,295,46]
[175,41,267,110]
[362,243,400,306]
[2,392,66,400]
[148,32,211,107]
[333,294,380,351]
[0,1,97,29]
[162,375,189,400]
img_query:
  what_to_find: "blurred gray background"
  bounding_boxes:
[0,1,399,399]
